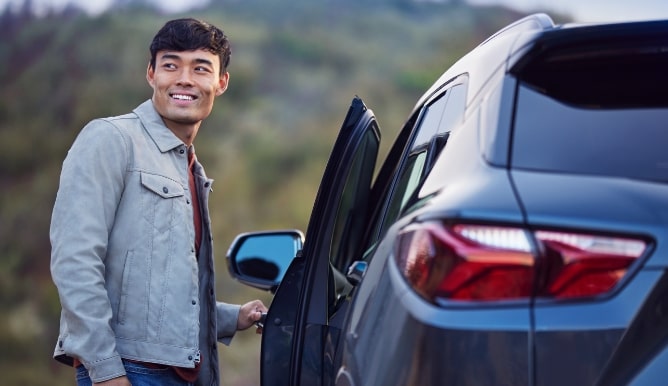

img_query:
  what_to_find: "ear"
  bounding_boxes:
[216,72,230,96]
[146,62,156,89]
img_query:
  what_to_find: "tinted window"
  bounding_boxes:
[381,151,427,231]
[411,94,449,149]
[330,128,379,272]
[438,83,466,135]
[514,33,668,109]
[512,84,668,182]
[375,80,467,236]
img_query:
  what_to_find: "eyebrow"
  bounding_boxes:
[159,53,214,68]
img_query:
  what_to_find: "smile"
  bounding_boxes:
[170,94,196,101]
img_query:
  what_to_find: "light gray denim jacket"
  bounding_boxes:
[50,100,240,385]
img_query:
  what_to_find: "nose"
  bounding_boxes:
[176,69,194,86]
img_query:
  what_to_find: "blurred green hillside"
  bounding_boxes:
[0,1,560,384]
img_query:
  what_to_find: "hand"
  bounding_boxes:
[237,299,268,333]
[93,375,131,386]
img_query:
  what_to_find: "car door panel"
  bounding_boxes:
[259,96,380,385]
[259,252,305,386]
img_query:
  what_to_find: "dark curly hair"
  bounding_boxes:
[149,18,231,75]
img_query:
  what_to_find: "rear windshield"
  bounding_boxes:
[512,85,668,182]
[511,38,668,182]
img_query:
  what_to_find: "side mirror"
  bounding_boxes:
[226,230,304,293]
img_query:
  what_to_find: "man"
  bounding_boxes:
[50,18,267,386]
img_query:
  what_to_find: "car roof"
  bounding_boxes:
[414,13,555,110]
[414,13,668,111]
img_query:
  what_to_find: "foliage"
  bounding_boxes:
[0,1,537,384]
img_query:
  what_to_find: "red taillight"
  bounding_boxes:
[394,222,647,303]
[535,231,646,299]
[395,223,535,301]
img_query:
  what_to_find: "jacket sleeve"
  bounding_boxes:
[216,302,241,345]
[50,119,128,382]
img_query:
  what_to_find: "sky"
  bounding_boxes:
[469,0,668,23]
[2,0,668,23]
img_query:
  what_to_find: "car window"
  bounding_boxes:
[371,79,467,245]
[411,93,449,148]
[511,37,668,182]
[438,83,466,135]
[381,150,427,232]
[512,84,668,182]
[329,128,380,273]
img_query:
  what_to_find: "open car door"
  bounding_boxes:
[260,96,380,385]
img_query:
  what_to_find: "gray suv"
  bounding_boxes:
[227,13,668,386]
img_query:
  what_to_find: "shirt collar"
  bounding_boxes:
[134,99,184,153]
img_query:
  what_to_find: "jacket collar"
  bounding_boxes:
[134,100,184,153]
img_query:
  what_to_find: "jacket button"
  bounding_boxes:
[188,355,193,360]
[59,340,63,348]
[204,182,210,188]
[180,149,185,154]
[192,300,197,305]
[162,187,168,194]
[186,199,190,205]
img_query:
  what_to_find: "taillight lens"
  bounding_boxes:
[535,231,647,299]
[394,222,647,303]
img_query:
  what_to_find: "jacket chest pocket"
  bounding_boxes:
[140,172,186,232]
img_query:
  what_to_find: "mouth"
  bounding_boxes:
[170,93,198,102]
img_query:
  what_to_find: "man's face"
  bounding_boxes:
[147,49,228,130]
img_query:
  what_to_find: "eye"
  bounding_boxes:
[162,63,177,70]
[195,66,212,73]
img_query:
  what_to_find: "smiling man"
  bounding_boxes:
[50,18,267,386]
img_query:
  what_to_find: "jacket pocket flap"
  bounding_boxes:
[140,172,185,198]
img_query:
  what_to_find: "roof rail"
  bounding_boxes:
[478,13,554,46]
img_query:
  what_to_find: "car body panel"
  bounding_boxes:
[259,253,304,386]
[598,271,668,386]
[511,172,666,265]
[510,171,668,386]
[532,270,663,386]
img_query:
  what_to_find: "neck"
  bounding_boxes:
[163,119,200,146]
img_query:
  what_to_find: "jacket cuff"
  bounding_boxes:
[216,302,241,345]
[85,354,126,383]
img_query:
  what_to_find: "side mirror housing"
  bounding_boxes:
[226,230,304,292]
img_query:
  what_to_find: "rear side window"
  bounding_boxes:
[372,79,466,241]
[511,33,668,182]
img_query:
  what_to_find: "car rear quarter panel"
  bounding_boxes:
[512,171,668,386]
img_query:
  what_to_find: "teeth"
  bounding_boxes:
[172,94,194,101]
